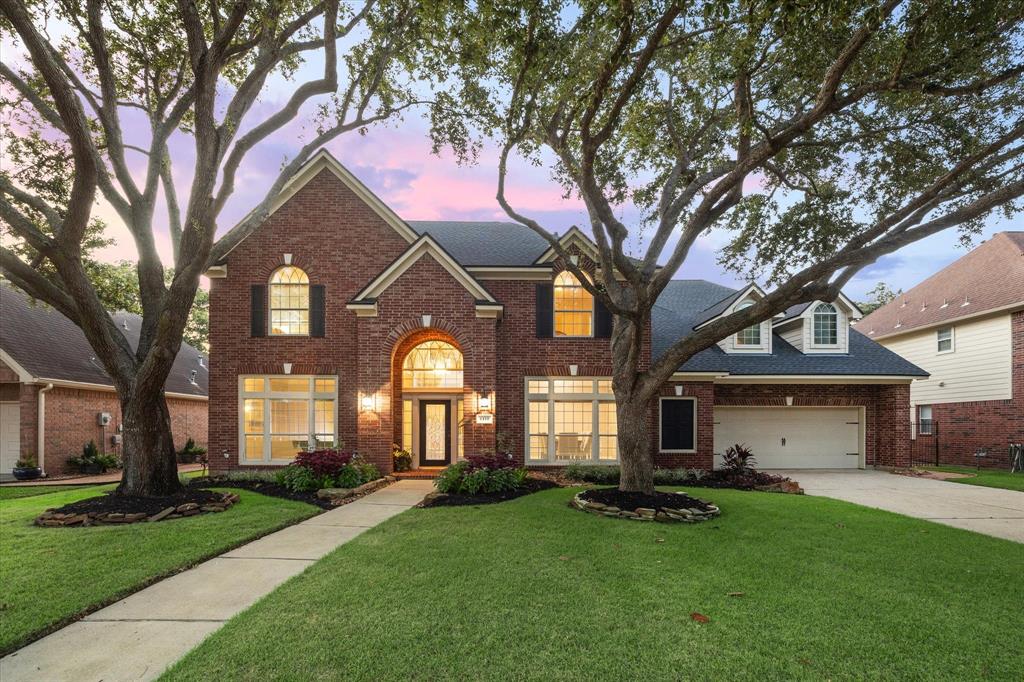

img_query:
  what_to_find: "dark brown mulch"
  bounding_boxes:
[579,487,716,513]
[187,477,331,509]
[419,477,560,507]
[46,488,227,517]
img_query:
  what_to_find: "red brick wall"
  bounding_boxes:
[208,168,410,472]
[919,310,1024,467]
[0,357,20,382]
[651,382,715,469]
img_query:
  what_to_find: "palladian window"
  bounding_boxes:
[553,271,593,337]
[812,303,838,345]
[269,266,309,336]
[735,301,761,346]
[402,340,463,390]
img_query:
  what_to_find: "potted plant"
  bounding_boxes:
[12,455,42,481]
[68,440,118,474]
[392,444,412,472]
[177,437,208,463]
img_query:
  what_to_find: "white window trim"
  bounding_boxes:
[936,326,955,354]
[268,267,311,337]
[552,272,595,338]
[237,375,338,465]
[809,303,841,349]
[918,405,934,435]
[726,298,771,354]
[523,377,616,465]
[658,396,698,453]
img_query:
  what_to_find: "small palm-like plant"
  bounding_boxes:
[722,444,757,474]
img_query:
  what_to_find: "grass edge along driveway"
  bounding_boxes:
[163,486,1023,681]
[922,465,1024,492]
[0,484,318,655]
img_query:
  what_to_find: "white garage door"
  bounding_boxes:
[713,407,862,469]
[0,403,21,474]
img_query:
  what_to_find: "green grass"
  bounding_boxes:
[163,487,1024,681]
[0,485,319,654]
[0,484,99,500]
[922,465,1024,492]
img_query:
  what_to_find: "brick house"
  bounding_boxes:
[857,232,1024,468]
[0,284,208,478]
[206,150,924,476]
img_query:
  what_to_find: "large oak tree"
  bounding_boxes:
[439,0,1024,492]
[0,0,456,495]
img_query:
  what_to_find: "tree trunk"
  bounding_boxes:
[616,393,656,494]
[115,384,182,497]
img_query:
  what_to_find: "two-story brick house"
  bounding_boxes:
[206,150,925,475]
[857,232,1024,468]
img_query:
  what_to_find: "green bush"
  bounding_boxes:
[68,440,119,473]
[562,465,708,486]
[275,455,381,493]
[435,461,527,495]
[177,437,208,463]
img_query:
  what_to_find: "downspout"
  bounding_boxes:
[37,383,53,476]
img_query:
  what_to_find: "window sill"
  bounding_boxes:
[659,449,697,454]
[526,460,620,466]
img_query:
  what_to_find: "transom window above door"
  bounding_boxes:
[553,271,593,337]
[269,266,309,336]
[402,340,463,390]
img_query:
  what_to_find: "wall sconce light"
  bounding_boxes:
[674,385,683,396]
[283,363,292,375]
[360,395,374,411]
[785,396,794,406]
[569,364,579,376]
[479,395,491,411]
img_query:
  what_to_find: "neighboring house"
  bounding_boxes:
[857,232,1024,468]
[205,150,924,475]
[0,284,208,478]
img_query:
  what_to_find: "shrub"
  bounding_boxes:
[563,463,621,484]
[392,444,412,472]
[464,452,518,471]
[435,460,527,495]
[293,449,355,478]
[177,437,207,463]
[14,455,37,469]
[722,444,757,474]
[275,450,380,492]
[69,440,119,473]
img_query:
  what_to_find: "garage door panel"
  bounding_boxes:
[713,407,860,469]
[0,403,21,473]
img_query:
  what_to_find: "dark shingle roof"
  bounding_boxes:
[0,283,208,396]
[408,221,550,266]
[653,280,927,377]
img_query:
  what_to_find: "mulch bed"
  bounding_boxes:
[573,487,721,522]
[36,489,238,526]
[187,477,334,509]
[419,477,559,508]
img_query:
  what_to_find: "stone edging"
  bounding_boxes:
[35,492,240,527]
[571,491,720,523]
[316,475,395,505]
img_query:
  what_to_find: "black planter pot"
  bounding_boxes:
[12,466,42,481]
[79,463,105,475]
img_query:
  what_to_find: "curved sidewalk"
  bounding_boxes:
[0,479,434,682]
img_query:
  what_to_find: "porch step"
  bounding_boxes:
[393,467,446,480]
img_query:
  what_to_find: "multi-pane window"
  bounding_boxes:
[919,405,933,435]
[239,376,337,464]
[936,327,954,353]
[402,400,413,451]
[553,271,593,337]
[402,341,463,390]
[269,266,310,336]
[812,303,839,345]
[735,301,761,346]
[525,378,616,463]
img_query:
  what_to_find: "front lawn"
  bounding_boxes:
[0,485,318,654]
[164,487,1023,681]
[0,484,98,500]
[922,465,1024,492]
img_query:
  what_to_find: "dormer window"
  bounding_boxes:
[812,303,839,345]
[553,271,593,337]
[269,266,310,335]
[735,301,761,346]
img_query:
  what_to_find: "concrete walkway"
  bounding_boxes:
[778,469,1024,543]
[0,479,434,682]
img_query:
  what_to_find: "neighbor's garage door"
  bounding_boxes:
[713,407,861,469]
[0,403,20,474]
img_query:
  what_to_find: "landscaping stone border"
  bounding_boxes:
[315,476,395,505]
[571,491,721,523]
[34,492,240,527]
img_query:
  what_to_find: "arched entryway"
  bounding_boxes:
[392,333,465,468]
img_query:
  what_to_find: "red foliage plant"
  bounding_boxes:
[464,452,518,472]
[293,449,355,477]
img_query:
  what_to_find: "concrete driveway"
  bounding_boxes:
[774,469,1024,543]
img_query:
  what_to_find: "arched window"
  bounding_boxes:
[269,266,309,336]
[813,302,838,345]
[553,271,593,337]
[402,340,463,390]
[735,301,761,346]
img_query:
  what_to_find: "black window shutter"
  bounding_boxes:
[660,399,695,451]
[310,285,326,337]
[535,283,553,338]
[595,299,613,338]
[250,285,266,337]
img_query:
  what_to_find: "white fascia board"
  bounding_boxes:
[0,348,34,382]
[712,374,920,385]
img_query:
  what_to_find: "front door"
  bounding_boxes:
[419,400,452,466]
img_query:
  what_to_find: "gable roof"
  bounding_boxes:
[653,280,927,377]
[408,221,550,266]
[857,231,1024,339]
[774,293,863,326]
[692,283,764,329]
[0,283,208,397]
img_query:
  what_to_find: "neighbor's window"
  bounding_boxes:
[812,303,839,345]
[919,405,933,435]
[735,301,761,346]
[402,340,463,390]
[936,327,954,353]
[524,377,617,463]
[269,266,310,336]
[553,271,593,337]
[240,376,337,464]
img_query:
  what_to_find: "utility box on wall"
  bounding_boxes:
[97,412,112,426]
